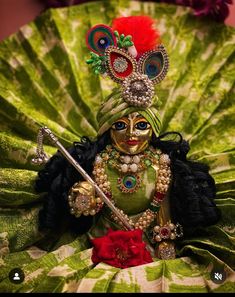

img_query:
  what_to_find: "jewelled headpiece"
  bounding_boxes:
[86,16,169,109]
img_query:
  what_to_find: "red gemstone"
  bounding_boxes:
[155,192,165,202]
[160,227,170,238]
[105,192,112,198]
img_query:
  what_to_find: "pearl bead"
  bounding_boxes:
[83,211,89,216]
[133,155,140,164]
[121,164,128,172]
[170,233,176,240]
[158,185,163,191]
[96,198,102,203]
[154,226,160,232]
[155,235,161,242]
[130,163,138,172]
[169,223,175,230]
[124,156,131,164]
[90,209,96,216]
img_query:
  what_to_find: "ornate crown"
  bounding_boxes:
[85,16,169,108]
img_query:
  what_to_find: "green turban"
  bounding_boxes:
[97,89,161,137]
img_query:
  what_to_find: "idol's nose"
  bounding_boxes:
[127,123,136,139]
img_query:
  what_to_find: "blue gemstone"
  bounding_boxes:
[123,175,137,189]
[125,180,132,188]
[98,37,110,49]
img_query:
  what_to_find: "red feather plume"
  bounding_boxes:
[112,16,160,58]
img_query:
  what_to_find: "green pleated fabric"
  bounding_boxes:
[96,89,162,136]
[0,0,234,293]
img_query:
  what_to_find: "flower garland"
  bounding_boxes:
[92,145,172,231]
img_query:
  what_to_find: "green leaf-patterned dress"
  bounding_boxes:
[0,0,234,293]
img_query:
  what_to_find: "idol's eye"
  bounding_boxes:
[135,121,150,130]
[112,121,127,130]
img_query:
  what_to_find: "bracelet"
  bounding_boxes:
[68,183,103,218]
[153,222,183,243]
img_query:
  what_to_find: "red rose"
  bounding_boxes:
[91,228,153,269]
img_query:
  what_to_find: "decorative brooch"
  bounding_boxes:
[86,22,169,108]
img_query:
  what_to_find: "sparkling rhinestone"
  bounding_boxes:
[113,57,128,73]
[159,245,176,260]
[131,80,144,90]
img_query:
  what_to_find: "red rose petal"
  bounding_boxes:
[91,228,153,268]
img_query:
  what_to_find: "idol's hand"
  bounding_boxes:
[68,181,103,217]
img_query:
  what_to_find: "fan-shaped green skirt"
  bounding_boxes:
[0,0,234,293]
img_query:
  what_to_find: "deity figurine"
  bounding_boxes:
[34,16,220,265]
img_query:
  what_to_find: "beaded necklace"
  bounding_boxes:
[92,145,171,231]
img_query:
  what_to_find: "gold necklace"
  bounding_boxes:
[92,145,171,231]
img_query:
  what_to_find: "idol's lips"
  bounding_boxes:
[126,140,140,146]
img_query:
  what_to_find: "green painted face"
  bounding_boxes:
[110,112,153,155]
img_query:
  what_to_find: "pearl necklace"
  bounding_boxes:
[92,145,171,231]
